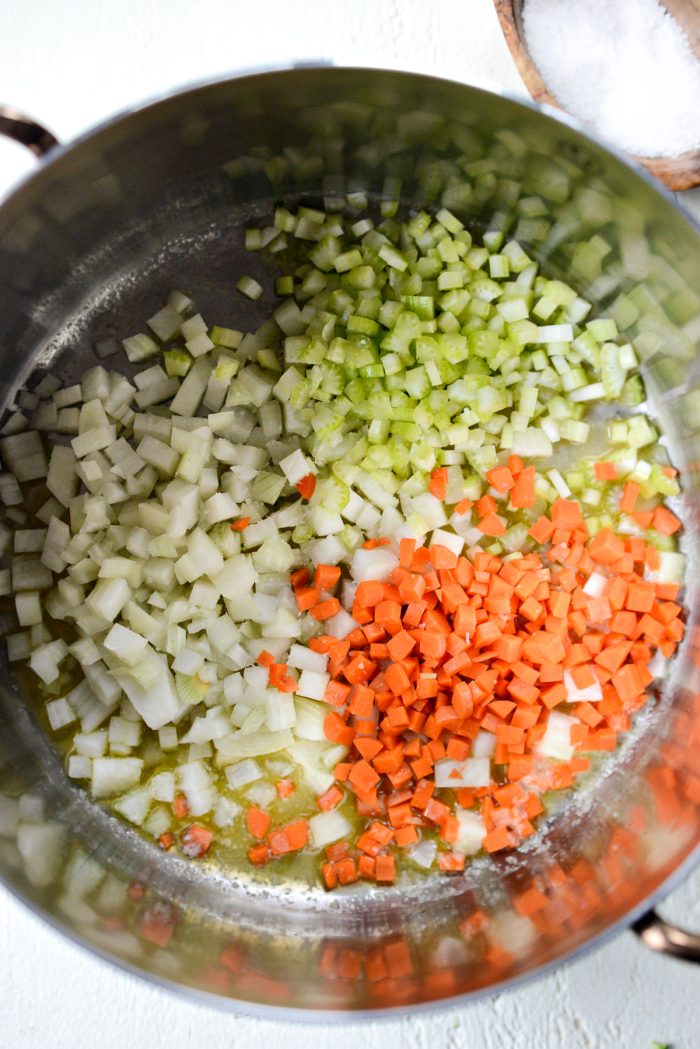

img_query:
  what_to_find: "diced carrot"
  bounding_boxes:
[411,546,431,570]
[395,825,419,847]
[522,631,565,665]
[496,723,525,745]
[324,712,355,747]
[541,683,566,709]
[509,679,539,705]
[620,481,640,514]
[348,760,380,793]
[368,822,394,845]
[318,786,343,811]
[585,728,618,752]
[652,506,681,535]
[520,596,544,622]
[328,638,351,664]
[285,820,310,850]
[429,467,448,500]
[478,512,506,537]
[396,570,426,602]
[181,824,213,858]
[575,702,603,727]
[510,466,536,509]
[611,663,646,702]
[172,794,189,819]
[230,516,250,531]
[548,591,570,618]
[246,806,271,840]
[400,538,417,566]
[486,466,515,493]
[421,797,449,822]
[508,755,534,779]
[269,820,309,855]
[447,737,470,761]
[326,842,350,863]
[483,826,515,852]
[645,546,660,572]
[375,854,396,883]
[550,498,584,530]
[529,516,555,543]
[477,494,497,517]
[344,653,377,683]
[296,586,321,612]
[385,662,411,694]
[490,699,516,720]
[248,844,270,866]
[631,510,654,529]
[269,663,297,691]
[335,858,359,885]
[387,629,416,662]
[355,580,386,607]
[438,851,465,872]
[422,629,450,660]
[323,680,352,707]
[310,597,342,621]
[358,855,376,880]
[594,462,618,482]
[309,635,335,653]
[493,634,522,662]
[322,862,338,889]
[355,737,383,761]
[588,529,625,565]
[295,473,316,499]
[290,567,310,588]
[348,687,375,722]
[512,660,538,685]
[315,564,341,590]
[625,582,654,613]
[429,556,457,584]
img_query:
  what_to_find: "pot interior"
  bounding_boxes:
[0,68,698,1013]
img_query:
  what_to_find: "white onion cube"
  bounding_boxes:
[296,670,330,702]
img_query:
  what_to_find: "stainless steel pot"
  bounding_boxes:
[0,67,698,1017]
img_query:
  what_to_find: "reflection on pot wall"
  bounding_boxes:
[0,696,697,1009]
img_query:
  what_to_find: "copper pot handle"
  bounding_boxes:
[633,909,700,963]
[0,107,58,157]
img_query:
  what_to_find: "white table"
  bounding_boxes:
[0,2,698,1045]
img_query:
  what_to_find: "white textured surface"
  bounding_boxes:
[0,2,698,1046]
[522,0,700,157]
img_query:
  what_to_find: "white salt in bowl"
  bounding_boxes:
[493,0,700,190]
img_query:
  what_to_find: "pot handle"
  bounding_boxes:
[633,909,700,963]
[0,107,58,158]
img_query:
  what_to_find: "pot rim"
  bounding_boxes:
[0,61,698,1018]
[2,841,698,1020]
[2,61,699,235]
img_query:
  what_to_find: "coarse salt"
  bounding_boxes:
[523,0,700,158]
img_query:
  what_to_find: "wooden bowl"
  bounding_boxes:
[493,0,700,191]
